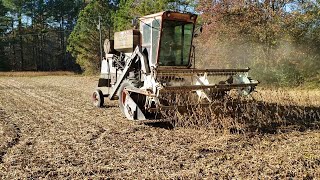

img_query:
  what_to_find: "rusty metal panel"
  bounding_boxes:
[162,12,197,23]
[114,30,140,52]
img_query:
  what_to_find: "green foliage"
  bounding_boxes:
[67,0,114,74]
[70,0,195,73]
[46,0,83,24]
[113,0,134,31]
[0,0,8,34]
[113,0,194,31]
[0,0,86,71]
[135,0,173,14]
[263,61,303,87]
[2,0,23,11]
[113,0,171,31]
[0,0,9,71]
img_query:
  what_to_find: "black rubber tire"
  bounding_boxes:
[118,81,133,114]
[92,89,104,108]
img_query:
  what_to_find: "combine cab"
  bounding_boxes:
[92,11,259,121]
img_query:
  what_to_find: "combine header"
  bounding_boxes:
[92,11,259,121]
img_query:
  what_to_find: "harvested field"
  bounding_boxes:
[0,71,76,77]
[0,76,319,179]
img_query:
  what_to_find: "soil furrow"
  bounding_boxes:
[0,76,319,179]
[0,109,21,164]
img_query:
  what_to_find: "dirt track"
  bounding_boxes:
[0,76,319,179]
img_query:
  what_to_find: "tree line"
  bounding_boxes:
[0,0,193,72]
[0,0,319,87]
[196,0,320,87]
[0,0,85,71]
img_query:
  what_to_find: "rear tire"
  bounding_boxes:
[92,89,104,107]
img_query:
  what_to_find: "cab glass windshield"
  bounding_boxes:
[158,20,194,66]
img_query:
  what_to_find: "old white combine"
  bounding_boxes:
[92,11,259,121]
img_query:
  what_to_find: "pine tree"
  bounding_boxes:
[113,0,135,31]
[67,0,115,74]
[113,0,192,31]
[0,0,9,71]
[2,0,26,70]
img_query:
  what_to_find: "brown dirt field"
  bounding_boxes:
[0,76,319,179]
[0,71,76,77]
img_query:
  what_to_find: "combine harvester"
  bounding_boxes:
[92,11,259,121]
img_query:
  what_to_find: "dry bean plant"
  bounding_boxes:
[160,89,320,134]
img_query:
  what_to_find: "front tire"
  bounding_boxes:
[92,89,104,107]
[118,81,134,114]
